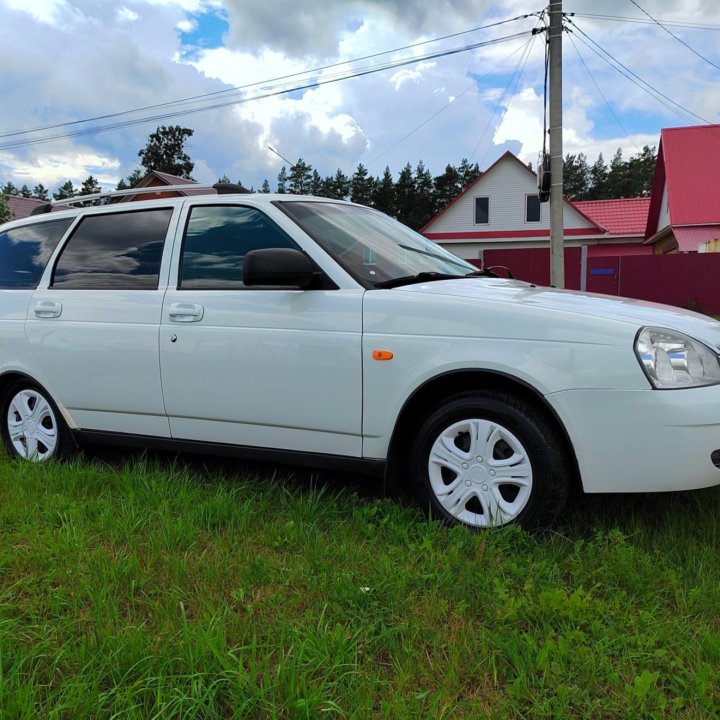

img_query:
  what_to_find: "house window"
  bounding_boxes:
[474,197,489,224]
[526,194,541,223]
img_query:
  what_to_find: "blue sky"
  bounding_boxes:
[0,0,718,193]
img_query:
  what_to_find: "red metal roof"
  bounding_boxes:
[672,225,720,252]
[646,124,720,237]
[7,196,45,221]
[134,170,209,196]
[573,198,650,236]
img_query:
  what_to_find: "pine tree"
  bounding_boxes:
[325,169,350,200]
[79,175,101,196]
[138,125,194,179]
[19,184,32,198]
[434,164,462,211]
[625,145,657,197]
[217,174,231,184]
[277,166,287,194]
[394,163,416,227]
[309,169,323,197]
[287,158,312,194]
[411,160,435,229]
[563,153,590,199]
[588,153,609,199]
[607,148,631,198]
[371,166,395,215]
[457,158,481,189]
[1,182,18,196]
[33,183,49,200]
[53,180,76,200]
[260,179,271,193]
[350,163,374,206]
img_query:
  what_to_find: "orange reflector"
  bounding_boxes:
[372,350,394,361]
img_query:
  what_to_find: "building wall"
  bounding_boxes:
[424,158,597,236]
[658,181,670,230]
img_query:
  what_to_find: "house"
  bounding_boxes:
[125,170,208,201]
[421,151,652,261]
[6,195,45,221]
[645,124,720,254]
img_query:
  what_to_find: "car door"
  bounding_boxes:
[25,205,179,437]
[159,201,363,457]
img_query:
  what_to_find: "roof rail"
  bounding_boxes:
[48,182,251,209]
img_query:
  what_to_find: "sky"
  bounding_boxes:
[0,0,719,194]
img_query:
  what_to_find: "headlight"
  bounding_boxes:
[635,327,720,389]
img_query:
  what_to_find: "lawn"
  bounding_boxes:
[0,449,719,718]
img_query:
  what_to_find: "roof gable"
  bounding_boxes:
[646,124,720,237]
[422,151,603,234]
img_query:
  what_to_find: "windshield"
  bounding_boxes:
[277,201,476,287]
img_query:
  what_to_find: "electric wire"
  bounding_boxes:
[0,31,531,152]
[0,13,539,141]
[478,30,538,168]
[627,0,720,72]
[567,20,711,126]
[365,35,534,168]
[565,30,642,153]
[569,13,720,32]
[469,21,540,167]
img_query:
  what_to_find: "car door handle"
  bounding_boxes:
[168,302,204,322]
[33,300,63,318]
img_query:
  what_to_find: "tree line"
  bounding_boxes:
[1,125,658,230]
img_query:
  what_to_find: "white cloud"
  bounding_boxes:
[176,18,195,32]
[117,7,140,22]
[0,0,77,25]
[0,150,120,188]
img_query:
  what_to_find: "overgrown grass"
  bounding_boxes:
[0,449,719,718]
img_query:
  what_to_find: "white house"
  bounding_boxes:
[421,151,650,261]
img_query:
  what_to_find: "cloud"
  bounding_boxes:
[116,7,140,22]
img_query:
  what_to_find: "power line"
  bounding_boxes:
[569,12,720,32]
[0,31,531,152]
[567,20,711,126]
[627,0,720,72]
[365,35,534,167]
[0,13,539,142]
[566,30,642,153]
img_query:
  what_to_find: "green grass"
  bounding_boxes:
[1,450,719,718]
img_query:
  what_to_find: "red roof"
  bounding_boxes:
[573,198,650,236]
[7,196,45,221]
[133,170,208,196]
[672,225,720,252]
[646,124,720,237]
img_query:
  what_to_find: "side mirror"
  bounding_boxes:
[243,248,315,289]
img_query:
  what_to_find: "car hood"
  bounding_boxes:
[399,278,720,348]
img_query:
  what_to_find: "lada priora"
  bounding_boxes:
[1,191,719,529]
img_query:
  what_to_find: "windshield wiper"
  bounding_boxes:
[374,268,504,289]
[374,271,468,289]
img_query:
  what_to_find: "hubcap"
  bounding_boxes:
[428,418,532,527]
[7,389,58,461]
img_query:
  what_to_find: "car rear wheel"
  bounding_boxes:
[1,382,74,462]
[412,390,571,530]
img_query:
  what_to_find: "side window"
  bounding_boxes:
[180,205,301,289]
[474,197,489,224]
[526,194,541,223]
[0,218,73,289]
[52,208,172,289]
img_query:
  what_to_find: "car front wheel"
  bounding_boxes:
[412,390,571,530]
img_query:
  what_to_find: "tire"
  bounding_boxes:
[1,381,75,462]
[411,390,571,530]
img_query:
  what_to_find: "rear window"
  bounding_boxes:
[0,218,73,289]
[52,208,172,289]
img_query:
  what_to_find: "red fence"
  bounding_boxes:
[477,249,720,315]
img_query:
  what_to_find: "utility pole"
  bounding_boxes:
[548,0,565,287]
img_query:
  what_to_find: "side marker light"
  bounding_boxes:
[372,350,394,361]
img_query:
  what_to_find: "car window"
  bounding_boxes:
[278,201,474,286]
[179,205,301,289]
[52,208,172,289]
[0,218,74,289]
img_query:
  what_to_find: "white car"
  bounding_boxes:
[1,187,720,529]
